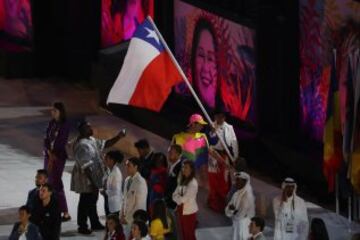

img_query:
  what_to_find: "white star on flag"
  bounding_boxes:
[145,27,160,44]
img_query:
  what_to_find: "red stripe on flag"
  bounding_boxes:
[129,51,182,111]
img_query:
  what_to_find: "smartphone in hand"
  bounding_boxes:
[120,128,126,136]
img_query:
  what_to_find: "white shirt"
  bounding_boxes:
[105,165,123,213]
[252,232,263,239]
[273,195,309,240]
[131,236,151,240]
[19,233,26,240]
[209,121,239,159]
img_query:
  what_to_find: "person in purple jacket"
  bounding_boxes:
[43,102,71,221]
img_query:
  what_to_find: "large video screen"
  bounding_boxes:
[101,0,154,48]
[174,0,256,124]
[0,0,32,51]
[300,0,360,140]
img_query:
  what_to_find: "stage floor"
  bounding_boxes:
[0,78,359,239]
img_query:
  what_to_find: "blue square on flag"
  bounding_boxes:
[133,19,165,52]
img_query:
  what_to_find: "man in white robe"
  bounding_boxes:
[225,171,255,240]
[273,178,309,240]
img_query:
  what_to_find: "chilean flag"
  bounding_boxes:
[107,18,182,111]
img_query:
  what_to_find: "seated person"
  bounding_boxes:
[9,205,42,240]
[30,183,61,240]
[103,214,125,240]
[133,209,149,225]
[128,210,150,240]
[131,220,150,240]
[150,199,171,240]
[26,169,48,211]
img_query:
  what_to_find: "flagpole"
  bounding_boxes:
[332,48,341,216]
[147,16,235,163]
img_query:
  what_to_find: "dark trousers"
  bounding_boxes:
[77,191,102,229]
[103,193,110,216]
[103,193,119,216]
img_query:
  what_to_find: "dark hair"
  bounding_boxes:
[127,157,141,168]
[41,183,53,192]
[133,220,148,237]
[250,216,265,232]
[153,152,168,168]
[190,17,219,107]
[310,218,329,240]
[37,169,48,178]
[169,144,182,155]
[152,199,169,229]
[76,120,93,140]
[134,139,150,149]
[77,120,89,132]
[18,205,31,214]
[213,104,229,117]
[133,209,149,223]
[179,160,196,186]
[53,102,67,123]
[106,150,124,164]
[104,214,124,240]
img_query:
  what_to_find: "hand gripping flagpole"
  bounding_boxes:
[147,16,235,164]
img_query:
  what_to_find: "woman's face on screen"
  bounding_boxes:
[194,29,217,108]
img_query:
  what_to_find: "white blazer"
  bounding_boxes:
[122,172,148,223]
[172,178,198,215]
[105,165,123,213]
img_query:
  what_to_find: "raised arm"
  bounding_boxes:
[104,129,126,148]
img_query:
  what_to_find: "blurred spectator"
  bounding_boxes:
[207,108,238,213]
[273,178,309,240]
[172,160,198,240]
[26,169,48,211]
[309,218,329,240]
[103,214,125,240]
[131,220,149,240]
[149,152,168,207]
[164,144,183,210]
[135,139,154,180]
[171,114,209,189]
[171,114,208,169]
[71,121,125,234]
[225,172,255,240]
[128,210,150,240]
[133,209,149,224]
[104,150,124,215]
[30,183,61,240]
[121,157,148,238]
[43,102,71,221]
[150,199,171,240]
[9,205,41,240]
[248,216,266,240]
